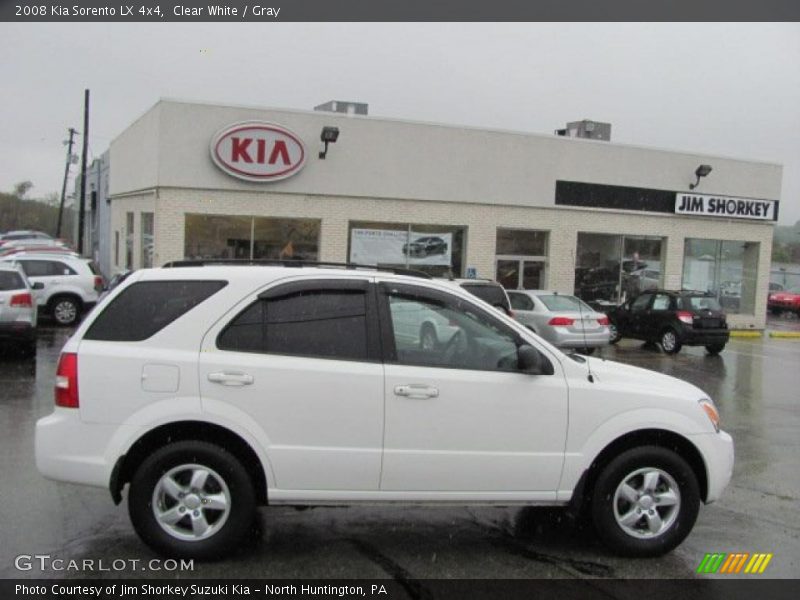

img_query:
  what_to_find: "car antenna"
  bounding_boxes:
[572,250,595,383]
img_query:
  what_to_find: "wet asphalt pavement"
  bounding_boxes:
[0,317,798,581]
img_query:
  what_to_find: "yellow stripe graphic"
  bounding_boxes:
[758,554,773,573]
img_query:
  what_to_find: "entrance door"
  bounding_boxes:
[496,257,546,290]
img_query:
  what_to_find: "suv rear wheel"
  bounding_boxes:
[591,446,700,557]
[660,328,682,354]
[128,440,256,559]
[49,295,81,326]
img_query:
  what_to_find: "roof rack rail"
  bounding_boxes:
[161,259,433,279]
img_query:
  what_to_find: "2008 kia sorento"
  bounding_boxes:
[36,263,733,560]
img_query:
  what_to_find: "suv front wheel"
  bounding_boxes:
[591,446,700,557]
[128,440,256,559]
[49,295,81,326]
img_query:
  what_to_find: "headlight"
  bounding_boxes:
[699,399,720,433]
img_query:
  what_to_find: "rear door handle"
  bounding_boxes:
[394,384,439,399]
[207,371,254,386]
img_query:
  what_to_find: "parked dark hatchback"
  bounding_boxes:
[606,290,730,355]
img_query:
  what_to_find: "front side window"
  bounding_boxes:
[383,284,521,372]
[652,294,672,311]
[218,283,370,361]
[630,294,652,313]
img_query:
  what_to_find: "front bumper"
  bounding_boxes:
[689,430,734,503]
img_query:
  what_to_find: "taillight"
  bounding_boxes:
[55,352,79,408]
[548,316,575,326]
[93,275,104,293]
[9,292,33,307]
[597,315,610,326]
[677,311,694,325]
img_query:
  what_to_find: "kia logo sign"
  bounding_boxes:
[210,122,306,182]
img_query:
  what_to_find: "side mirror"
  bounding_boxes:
[31,282,44,290]
[518,344,553,375]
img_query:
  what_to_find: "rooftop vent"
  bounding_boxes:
[555,119,611,141]
[314,100,368,116]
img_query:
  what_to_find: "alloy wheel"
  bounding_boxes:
[612,467,681,539]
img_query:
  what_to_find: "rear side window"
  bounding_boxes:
[680,296,722,311]
[84,280,227,341]
[0,271,25,291]
[218,288,369,361]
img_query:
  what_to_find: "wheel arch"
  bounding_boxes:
[110,420,268,506]
[568,428,709,516]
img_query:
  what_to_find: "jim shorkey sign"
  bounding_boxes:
[675,193,777,221]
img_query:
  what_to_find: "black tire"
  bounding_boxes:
[49,295,81,326]
[590,446,700,557]
[419,324,438,351]
[128,440,257,560]
[705,343,725,356]
[768,308,781,316]
[608,322,622,344]
[660,328,682,355]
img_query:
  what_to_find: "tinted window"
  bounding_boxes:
[85,280,227,341]
[680,296,722,311]
[218,288,369,361]
[508,292,533,311]
[630,294,652,313]
[0,271,25,291]
[19,260,75,277]
[460,283,510,311]
[652,294,672,311]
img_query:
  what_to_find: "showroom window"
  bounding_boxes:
[184,214,320,261]
[141,212,154,268]
[348,221,465,278]
[682,239,759,314]
[125,212,134,270]
[495,229,548,290]
[573,233,664,306]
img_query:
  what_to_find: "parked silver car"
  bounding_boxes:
[507,290,610,355]
[0,263,42,355]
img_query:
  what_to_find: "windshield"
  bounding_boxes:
[538,294,594,313]
[680,296,722,311]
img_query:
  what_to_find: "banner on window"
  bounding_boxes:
[350,229,453,266]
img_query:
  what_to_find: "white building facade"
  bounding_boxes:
[108,99,783,329]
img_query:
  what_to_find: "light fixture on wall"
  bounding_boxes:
[319,126,340,159]
[689,164,713,190]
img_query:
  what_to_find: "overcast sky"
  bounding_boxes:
[1,23,798,224]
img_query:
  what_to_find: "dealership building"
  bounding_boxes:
[106,98,782,329]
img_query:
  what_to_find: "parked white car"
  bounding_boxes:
[36,264,733,560]
[0,253,104,325]
[0,262,41,355]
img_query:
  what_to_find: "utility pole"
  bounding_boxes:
[77,89,90,255]
[56,127,77,238]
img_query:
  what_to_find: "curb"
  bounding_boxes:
[729,331,763,338]
[769,331,800,339]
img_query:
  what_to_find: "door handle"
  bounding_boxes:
[207,371,254,386]
[394,384,439,399]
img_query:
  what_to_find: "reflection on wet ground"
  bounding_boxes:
[0,320,797,579]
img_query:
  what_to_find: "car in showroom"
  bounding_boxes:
[36,262,733,560]
[507,290,610,355]
[402,236,448,258]
[0,252,104,325]
[0,262,42,355]
[767,286,800,316]
[605,290,730,355]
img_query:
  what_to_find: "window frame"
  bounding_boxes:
[216,278,382,363]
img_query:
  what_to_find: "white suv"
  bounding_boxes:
[36,263,733,560]
[0,253,104,325]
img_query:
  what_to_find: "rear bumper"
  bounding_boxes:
[681,328,730,346]
[544,327,610,349]
[35,408,119,489]
[0,320,36,342]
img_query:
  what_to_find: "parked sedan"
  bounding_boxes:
[507,290,610,355]
[606,290,729,355]
[0,263,42,355]
[768,287,800,316]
